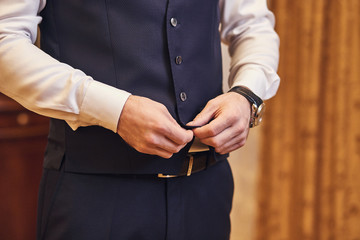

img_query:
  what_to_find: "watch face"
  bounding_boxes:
[253,103,265,126]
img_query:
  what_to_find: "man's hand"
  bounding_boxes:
[187,92,251,154]
[117,95,193,158]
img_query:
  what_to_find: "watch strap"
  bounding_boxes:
[228,86,265,128]
[228,86,263,107]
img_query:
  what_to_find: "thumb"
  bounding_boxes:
[184,129,194,142]
[187,106,215,127]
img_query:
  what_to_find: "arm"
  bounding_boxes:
[0,0,192,158]
[0,0,130,133]
[220,0,280,98]
[188,0,280,154]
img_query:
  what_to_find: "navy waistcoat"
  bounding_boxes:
[40,0,226,174]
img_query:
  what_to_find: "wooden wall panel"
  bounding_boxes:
[256,1,360,240]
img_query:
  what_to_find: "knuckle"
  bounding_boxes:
[176,137,186,146]
[234,122,247,134]
[205,100,213,108]
[135,144,148,154]
[233,127,243,136]
[208,98,217,106]
[227,114,238,124]
[209,138,221,148]
[207,126,218,136]
[240,119,249,130]
[215,146,223,153]
[157,104,169,115]
[219,150,227,155]
[158,103,167,111]
[162,153,173,159]
[215,146,225,154]
[205,99,216,111]
[237,139,246,148]
[174,145,183,153]
[151,122,166,133]
[180,135,191,145]
[145,134,158,146]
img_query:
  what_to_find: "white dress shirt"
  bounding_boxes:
[0,0,280,133]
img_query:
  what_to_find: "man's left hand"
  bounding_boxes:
[187,92,251,154]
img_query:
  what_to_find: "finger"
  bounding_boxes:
[197,125,236,148]
[218,141,245,155]
[193,115,230,139]
[137,135,187,158]
[139,134,181,158]
[117,95,193,158]
[157,136,189,154]
[216,132,248,154]
[150,136,190,158]
[164,123,194,145]
[186,103,216,127]
[147,147,174,159]
[133,139,174,159]
[156,109,194,145]
[197,121,249,152]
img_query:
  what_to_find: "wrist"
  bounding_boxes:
[228,86,265,128]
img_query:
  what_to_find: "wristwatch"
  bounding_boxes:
[228,86,265,128]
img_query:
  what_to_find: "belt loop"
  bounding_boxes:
[186,154,194,176]
[206,147,215,170]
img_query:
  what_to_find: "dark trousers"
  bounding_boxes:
[36,159,234,240]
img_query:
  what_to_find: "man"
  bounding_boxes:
[0,0,280,239]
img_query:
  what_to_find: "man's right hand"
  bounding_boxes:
[117,95,193,158]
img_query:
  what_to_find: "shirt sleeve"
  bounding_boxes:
[220,0,280,100]
[0,0,131,133]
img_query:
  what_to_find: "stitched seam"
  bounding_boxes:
[104,0,120,89]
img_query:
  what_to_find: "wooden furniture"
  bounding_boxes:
[0,93,49,240]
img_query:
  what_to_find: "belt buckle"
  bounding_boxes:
[157,173,178,178]
[157,154,194,178]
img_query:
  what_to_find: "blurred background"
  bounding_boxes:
[229,0,360,239]
[1,0,360,239]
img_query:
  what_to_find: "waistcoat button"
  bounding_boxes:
[170,18,178,27]
[175,56,183,65]
[180,92,187,102]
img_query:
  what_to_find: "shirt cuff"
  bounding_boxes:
[77,80,131,133]
[230,66,279,100]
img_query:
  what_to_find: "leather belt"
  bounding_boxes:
[158,151,216,178]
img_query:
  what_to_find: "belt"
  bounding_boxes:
[158,151,216,178]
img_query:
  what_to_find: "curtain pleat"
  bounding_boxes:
[256,1,360,239]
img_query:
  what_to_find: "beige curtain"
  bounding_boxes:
[256,0,360,239]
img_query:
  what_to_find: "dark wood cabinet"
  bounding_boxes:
[0,93,49,240]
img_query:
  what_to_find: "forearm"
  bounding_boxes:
[220,0,280,99]
[0,0,130,132]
